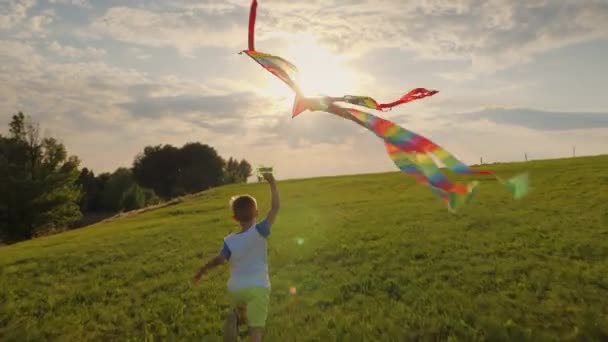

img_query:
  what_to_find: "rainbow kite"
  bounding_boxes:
[242,0,528,211]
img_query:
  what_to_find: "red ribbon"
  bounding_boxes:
[378,88,439,110]
[248,0,258,51]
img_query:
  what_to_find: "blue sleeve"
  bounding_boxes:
[220,241,231,259]
[255,219,271,238]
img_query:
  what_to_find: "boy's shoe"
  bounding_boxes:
[223,310,238,342]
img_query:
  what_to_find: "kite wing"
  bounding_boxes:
[242,50,302,93]
[291,89,439,117]
[243,0,302,93]
[243,0,437,110]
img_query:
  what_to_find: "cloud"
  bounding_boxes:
[260,0,608,75]
[120,93,253,118]
[0,0,36,30]
[457,108,608,131]
[0,39,145,133]
[1,2,55,39]
[259,110,368,149]
[86,1,608,74]
[91,5,247,56]
[48,0,91,8]
[28,13,54,34]
[47,41,106,59]
[116,82,288,134]
[0,37,257,171]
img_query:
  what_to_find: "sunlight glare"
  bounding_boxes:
[262,33,357,99]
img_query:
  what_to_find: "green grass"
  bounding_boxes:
[1,156,607,341]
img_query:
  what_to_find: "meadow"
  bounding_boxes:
[1,155,607,341]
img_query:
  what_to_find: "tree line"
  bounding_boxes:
[1,113,252,243]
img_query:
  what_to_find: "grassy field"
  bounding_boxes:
[1,156,607,341]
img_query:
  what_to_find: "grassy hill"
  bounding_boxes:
[1,156,607,341]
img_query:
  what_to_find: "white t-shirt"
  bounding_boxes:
[221,219,271,291]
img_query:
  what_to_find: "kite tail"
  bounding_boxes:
[335,88,439,112]
[377,88,439,110]
[248,0,258,51]
[324,102,527,210]
[428,145,529,200]
[374,112,529,203]
[292,95,305,117]
[502,172,530,200]
[386,142,479,211]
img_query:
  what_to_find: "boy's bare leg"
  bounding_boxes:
[223,310,238,342]
[250,328,263,342]
[236,305,247,325]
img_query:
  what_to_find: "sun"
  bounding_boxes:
[263,33,357,99]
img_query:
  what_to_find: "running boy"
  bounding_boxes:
[194,173,279,342]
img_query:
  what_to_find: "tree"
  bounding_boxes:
[237,159,253,182]
[120,184,146,212]
[224,158,252,184]
[77,168,101,212]
[176,142,225,194]
[82,167,161,213]
[100,168,134,212]
[223,157,240,184]
[142,188,161,207]
[77,166,160,215]
[133,142,225,199]
[0,113,82,241]
[133,145,181,199]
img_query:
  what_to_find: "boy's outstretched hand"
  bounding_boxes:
[192,269,206,285]
[263,173,275,183]
[192,254,226,286]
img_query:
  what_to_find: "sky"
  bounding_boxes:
[1,0,607,180]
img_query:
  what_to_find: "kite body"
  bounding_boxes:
[242,0,528,211]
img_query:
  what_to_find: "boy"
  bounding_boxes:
[193,173,279,342]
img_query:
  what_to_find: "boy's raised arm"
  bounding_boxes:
[264,173,280,226]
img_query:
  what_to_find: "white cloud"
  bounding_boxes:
[1,1,55,39]
[91,6,245,56]
[262,0,608,75]
[0,37,275,172]
[1,39,145,134]
[455,107,608,131]
[47,41,106,59]
[0,0,36,30]
[23,12,54,37]
[146,0,241,14]
[48,0,91,8]
[88,1,608,74]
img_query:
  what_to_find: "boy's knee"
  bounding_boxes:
[249,327,263,342]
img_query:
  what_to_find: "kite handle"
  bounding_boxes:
[256,166,274,181]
